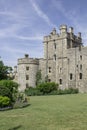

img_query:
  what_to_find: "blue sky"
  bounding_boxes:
[0,0,87,67]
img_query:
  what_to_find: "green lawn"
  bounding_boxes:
[0,94,87,130]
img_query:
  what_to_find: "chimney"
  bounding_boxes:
[60,25,67,34]
[52,28,56,35]
[25,54,29,58]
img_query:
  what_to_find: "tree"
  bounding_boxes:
[0,80,19,102]
[0,59,13,80]
[36,70,42,86]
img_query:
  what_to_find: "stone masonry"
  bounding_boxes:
[14,25,87,93]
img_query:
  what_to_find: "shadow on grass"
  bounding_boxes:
[8,125,22,130]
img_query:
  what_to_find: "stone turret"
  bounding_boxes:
[78,32,81,38]
[60,25,67,34]
[17,54,39,91]
[69,27,74,33]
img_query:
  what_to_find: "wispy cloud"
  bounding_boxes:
[51,0,87,44]
[30,0,56,28]
[16,35,43,41]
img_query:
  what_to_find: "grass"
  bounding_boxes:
[0,94,87,130]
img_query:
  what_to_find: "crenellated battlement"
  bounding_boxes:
[43,25,82,42]
[18,54,39,65]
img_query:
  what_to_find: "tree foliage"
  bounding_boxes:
[36,70,42,85]
[0,80,19,102]
[0,60,13,80]
[37,82,58,94]
[0,96,11,108]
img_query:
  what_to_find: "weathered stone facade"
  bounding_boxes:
[14,25,87,92]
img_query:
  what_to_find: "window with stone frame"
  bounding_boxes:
[59,67,62,73]
[26,66,29,70]
[80,64,82,70]
[48,67,51,73]
[26,75,29,80]
[70,73,73,80]
[79,73,82,79]
[59,79,62,84]
[54,43,56,49]
[54,54,56,61]
[80,55,82,60]
[48,79,51,82]
[26,83,29,88]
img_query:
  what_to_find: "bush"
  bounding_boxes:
[48,90,59,95]
[37,82,58,94]
[0,80,19,102]
[0,80,18,93]
[0,96,11,108]
[13,93,30,109]
[25,87,43,96]
[0,86,12,100]
[57,88,79,95]
[13,100,29,109]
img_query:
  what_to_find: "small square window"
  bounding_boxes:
[48,79,51,82]
[26,66,29,70]
[26,75,29,80]
[26,83,29,88]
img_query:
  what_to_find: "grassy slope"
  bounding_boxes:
[0,94,87,130]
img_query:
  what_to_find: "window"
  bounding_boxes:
[49,67,51,73]
[26,83,29,88]
[26,75,29,80]
[79,73,82,79]
[59,68,62,73]
[79,46,81,51]
[54,43,56,49]
[48,79,51,82]
[59,79,62,84]
[26,66,29,70]
[70,73,73,80]
[54,54,56,61]
[80,64,82,70]
[80,55,82,60]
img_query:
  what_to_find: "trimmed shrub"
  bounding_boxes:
[48,90,59,95]
[0,96,11,108]
[37,82,58,94]
[0,80,19,102]
[0,80,18,93]
[25,87,43,96]
[0,86,12,100]
[57,88,79,95]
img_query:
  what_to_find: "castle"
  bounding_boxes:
[14,25,87,93]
